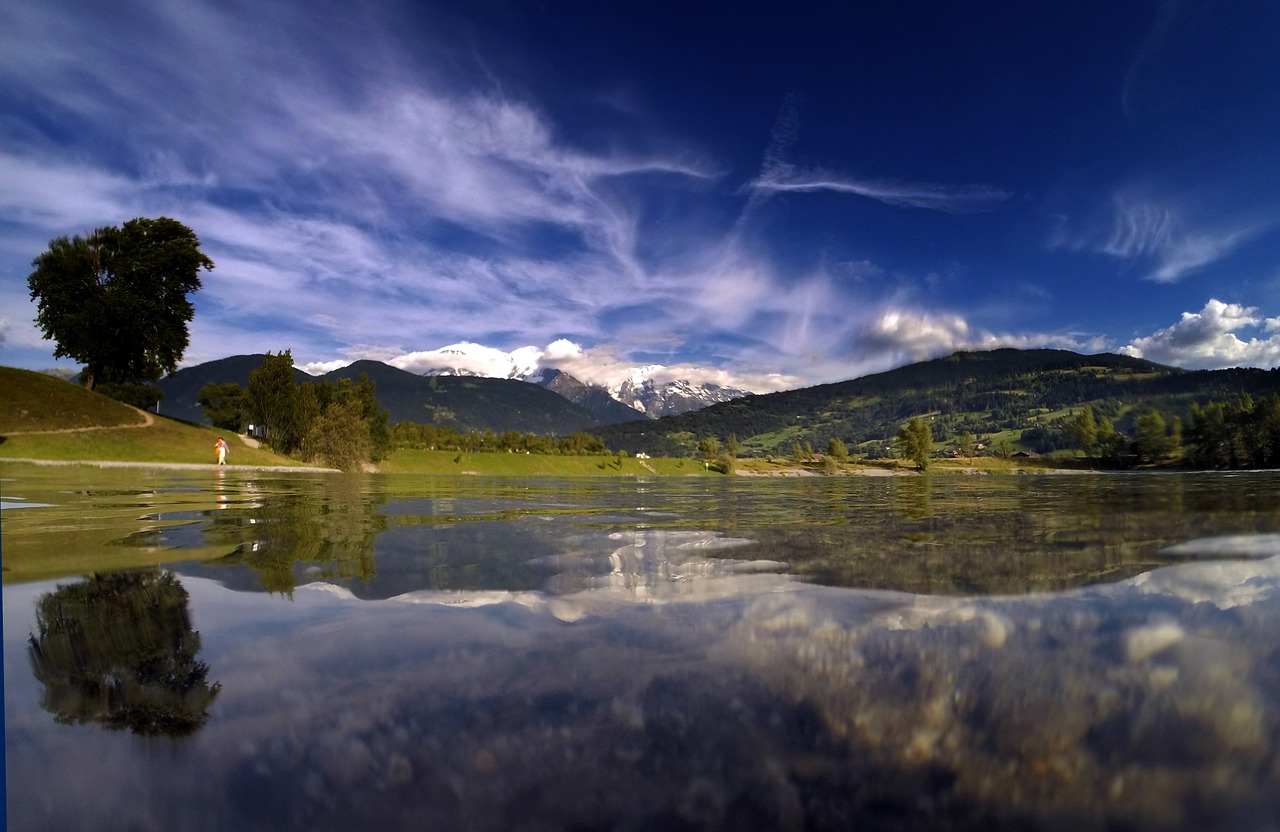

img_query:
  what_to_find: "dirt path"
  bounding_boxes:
[3,406,155,436]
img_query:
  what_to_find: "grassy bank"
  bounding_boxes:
[0,419,304,466]
[1,365,1071,476]
[0,365,310,467]
[0,366,146,432]
[377,448,712,476]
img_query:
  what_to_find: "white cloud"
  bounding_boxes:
[749,167,1012,214]
[1059,191,1271,284]
[389,342,538,378]
[370,339,796,394]
[848,309,1109,376]
[1120,299,1280,369]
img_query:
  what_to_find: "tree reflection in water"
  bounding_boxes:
[27,570,221,737]
[202,477,387,595]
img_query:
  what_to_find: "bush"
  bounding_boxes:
[301,400,370,471]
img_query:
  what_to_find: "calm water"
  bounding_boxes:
[5,466,1280,830]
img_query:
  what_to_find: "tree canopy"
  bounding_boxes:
[895,416,934,470]
[27,217,213,390]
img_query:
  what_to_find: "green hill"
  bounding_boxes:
[0,367,147,432]
[0,366,309,466]
[592,349,1280,456]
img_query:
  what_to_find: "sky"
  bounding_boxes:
[3,0,1280,392]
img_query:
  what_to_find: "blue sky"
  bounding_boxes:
[3,0,1280,390]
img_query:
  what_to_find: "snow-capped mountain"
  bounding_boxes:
[409,342,750,419]
[417,344,543,380]
[608,376,751,418]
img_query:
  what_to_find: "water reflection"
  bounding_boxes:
[26,570,220,737]
[198,478,389,595]
[7,469,1280,830]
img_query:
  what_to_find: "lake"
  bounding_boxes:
[4,466,1280,830]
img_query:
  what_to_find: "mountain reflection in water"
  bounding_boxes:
[4,469,1280,831]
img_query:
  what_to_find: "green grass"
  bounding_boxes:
[1,365,310,466]
[0,418,305,465]
[0,367,145,432]
[377,449,713,476]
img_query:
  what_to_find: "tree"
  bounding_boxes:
[1135,411,1170,464]
[827,437,849,463]
[198,382,250,432]
[302,399,371,471]
[725,434,741,458]
[698,436,720,459]
[27,571,220,736]
[1067,406,1098,458]
[248,351,304,453]
[957,431,976,459]
[28,217,213,390]
[1096,417,1128,464]
[895,417,934,470]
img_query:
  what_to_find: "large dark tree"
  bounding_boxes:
[28,217,213,390]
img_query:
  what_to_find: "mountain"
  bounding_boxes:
[527,368,646,425]
[412,341,749,418]
[157,355,608,435]
[321,360,605,434]
[607,375,752,418]
[154,354,312,424]
[591,348,1280,457]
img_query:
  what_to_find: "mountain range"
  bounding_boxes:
[417,342,752,420]
[591,348,1280,457]
[156,349,1280,451]
[156,355,621,434]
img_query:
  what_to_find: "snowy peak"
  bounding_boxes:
[405,341,750,419]
[609,377,751,418]
[412,342,542,380]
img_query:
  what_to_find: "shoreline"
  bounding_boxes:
[0,456,1087,477]
[0,457,341,473]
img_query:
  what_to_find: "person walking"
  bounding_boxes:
[215,437,228,466]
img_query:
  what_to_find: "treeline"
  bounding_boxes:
[1055,394,1280,469]
[1184,394,1280,469]
[391,422,609,456]
[199,350,390,470]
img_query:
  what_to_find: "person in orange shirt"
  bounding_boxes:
[215,437,228,465]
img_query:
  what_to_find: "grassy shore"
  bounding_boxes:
[0,366,310,467]
[377,448,712,476]
[2,365,1066,476]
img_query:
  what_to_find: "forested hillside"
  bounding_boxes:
[591,349,1280,457]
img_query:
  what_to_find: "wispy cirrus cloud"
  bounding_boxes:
[741,94,1011,215]
[0,0,732,373]
[749,168,1014,214]
[1101,196,1268,283]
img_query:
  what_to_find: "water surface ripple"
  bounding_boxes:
[4,467,1280,830]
